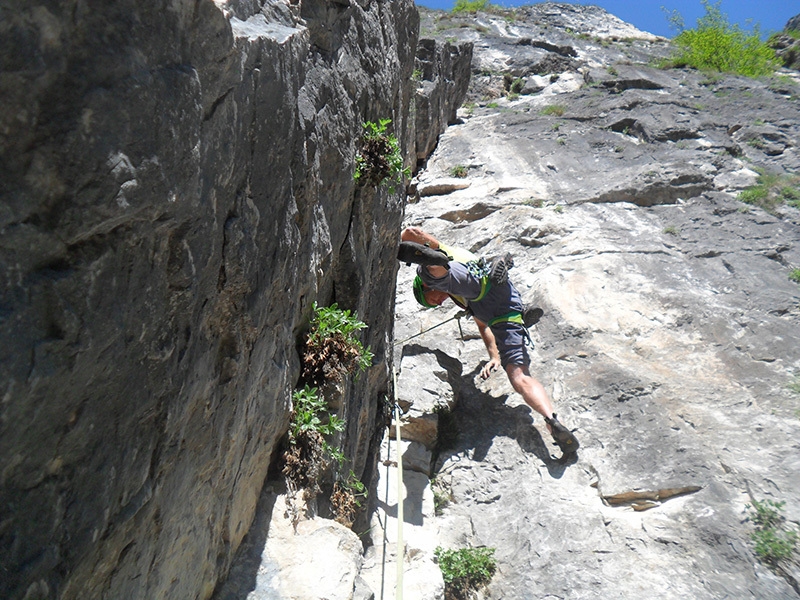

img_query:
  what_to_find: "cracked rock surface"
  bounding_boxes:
[383,5,800,599]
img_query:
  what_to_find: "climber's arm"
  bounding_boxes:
[475,318,501,380]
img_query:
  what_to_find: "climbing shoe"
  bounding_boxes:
[488,253,514,286]
[397,241,450,269]
[522,305,544,328]
[545,414,579,456]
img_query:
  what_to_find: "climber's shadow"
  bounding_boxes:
[436,362,576,479]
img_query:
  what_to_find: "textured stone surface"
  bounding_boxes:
[412,38,473,162]
[386,4,800,599]
[359,437,443,600]
[213,487,364,600]
[771,14,800,71]
[0,0,419,598]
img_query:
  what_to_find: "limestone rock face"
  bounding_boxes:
[388,5,800,599]
[212,487,365,600]
[0,1,422,599]
[412,38,473,161]
[771,14,800,71]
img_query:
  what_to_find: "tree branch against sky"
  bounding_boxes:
[414,0,797,39]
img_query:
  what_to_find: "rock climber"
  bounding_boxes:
[397,226,579,459]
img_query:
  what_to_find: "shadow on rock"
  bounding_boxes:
[435,363,577,479]
[211,482,281,600]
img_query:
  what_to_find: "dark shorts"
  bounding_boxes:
[492,321,531,368]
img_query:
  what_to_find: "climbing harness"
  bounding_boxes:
[393,310,471,346]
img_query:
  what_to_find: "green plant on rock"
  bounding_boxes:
[746,499,798,566]
[540,104,566,117]
[510,77,524,95]
[435,546,497,600]
[331,469,369,527]
[789,269,800,283]
[450,165,469,178]
[663,0,778,77]
[782,185,800,208]
[524,197,545,208]
[283,385,345,495]
[354,118,410,190]
[301,302,374,387]
[284,303,374,525]
[737,171,800,213]
[452,0,490,14]
[290,385,345,440]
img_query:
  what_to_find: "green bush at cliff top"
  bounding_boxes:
[666,1,778,77]
[453,0,490,14]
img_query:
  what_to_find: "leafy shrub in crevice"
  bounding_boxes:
[282,303,373,526]
[282,385,344,497]
[330,470,368,527]
[354,118,410,190]
[301,301,374,387]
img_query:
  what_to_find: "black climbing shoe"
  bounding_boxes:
[545,414,579,456]
[488,253,514,286]
[397,241,450,269]
[522,305,544,328]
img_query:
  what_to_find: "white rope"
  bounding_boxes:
[393,368,404,600]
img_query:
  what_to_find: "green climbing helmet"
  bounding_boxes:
[412,276,437,309]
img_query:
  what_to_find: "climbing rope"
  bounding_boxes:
[393,310,471,346]
[394,399,404,600]
[380,417,390,600]
[385,308,473,596]
[380,368,405,600]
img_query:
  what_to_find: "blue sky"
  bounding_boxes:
[414,1,798,38]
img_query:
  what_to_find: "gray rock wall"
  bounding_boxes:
[0,1,421,599]
[412,38,473,162]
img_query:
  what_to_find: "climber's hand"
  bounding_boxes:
[480,357,501,380]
